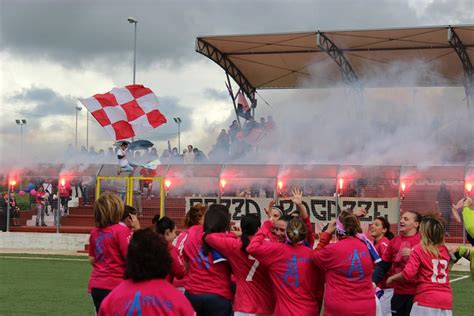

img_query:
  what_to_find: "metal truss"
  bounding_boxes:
[316,32,360,86]
[448,26,473,104]
[196,38,256,104]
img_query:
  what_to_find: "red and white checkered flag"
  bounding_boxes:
[78,85,167,140]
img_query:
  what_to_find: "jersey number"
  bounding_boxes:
[431,259,448,284]
[246,255,260,281]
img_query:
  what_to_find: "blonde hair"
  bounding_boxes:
[94,192,124,228]
[420,216,445,258]
[286,218,307,244]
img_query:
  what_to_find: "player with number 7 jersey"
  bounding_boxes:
[205,215,275,315]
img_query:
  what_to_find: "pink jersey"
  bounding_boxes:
[401,244,452,310]
[173,229,189,288]
[205,232,275,314]
[381,233,420,295]
[98,279,195,316]
[166,244,186,283]
[375,236,391,288]
[313,236,376,316]
[88,223,132,291]
[183,225,232,300]
[246,220,321,316]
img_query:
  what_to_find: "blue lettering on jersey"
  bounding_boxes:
[125,290,174,315]
[346,249,368,281]
[192,246,210,270]
[281,254,309,288]
[94,231,113,262]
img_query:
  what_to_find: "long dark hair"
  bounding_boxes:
[375,216,394,240]
[152,216,176,236]
[124,228,171,281]
[202,204,230,255]
[240,214,261,253]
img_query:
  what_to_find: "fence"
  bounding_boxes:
[2,163,473,244]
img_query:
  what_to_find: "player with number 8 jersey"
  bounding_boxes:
[204,215,275,315]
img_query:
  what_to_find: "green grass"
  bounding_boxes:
[0,254,94,316]
[0,253,473,315]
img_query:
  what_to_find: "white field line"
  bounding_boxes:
[0,256,88,262]
[450,275,470,283]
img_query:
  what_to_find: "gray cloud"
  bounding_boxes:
[203,88,228,102]
[8,87,78,117]
[2,0,471,71]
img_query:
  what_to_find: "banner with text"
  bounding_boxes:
[186,196,399,224]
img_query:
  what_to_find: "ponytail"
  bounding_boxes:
[202,204,230,255]
[240,214,261,253]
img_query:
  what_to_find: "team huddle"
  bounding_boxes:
[87,190,474,316]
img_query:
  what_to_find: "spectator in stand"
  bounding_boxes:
[170,147,181,163]
[98,228,194,316]
[228,120,240,143]
[160,149,171,164]
[139,167,157,199]
[264,115,275,131]
[258,117,266,128]
[59,180,72,215]
[152,216,186,283]
[436,183,452,235]
[35,186,47,227]
[42,179,53,216]
[149,147,158,160]
[193,147,207,163]
[106,147,115,161]
[89,146,98,157]
[8,192,21,226]
[88,192,132,313]
[183,145,195,164]
[0,192,8,231]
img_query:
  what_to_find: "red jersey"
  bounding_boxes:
[401,244,452,310]
[205,232,275,314]
[313,236,376,316]
[172,229,189,288]
[246,220,321,316]
[183,225,232,300]
[35,191,46,205]
[98,279,195,316]
[88,223,132,291]
[302,216,315,248]
[166,244,186,283]
[374,236,391,288]
[381,233,420,295]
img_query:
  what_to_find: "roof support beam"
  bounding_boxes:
[195,38,256,104]
[316,32,360,85]
[448,26,473,104]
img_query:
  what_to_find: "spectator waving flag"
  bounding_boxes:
[78,85,167,140]
[236,92,252,120]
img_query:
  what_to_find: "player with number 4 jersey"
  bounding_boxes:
[387,216,453,316]
[205,215,275,315]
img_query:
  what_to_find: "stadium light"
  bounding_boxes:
[173,117,182,153]
[15,118,27,159]
[127,17,138,84]
[75,106,82,150]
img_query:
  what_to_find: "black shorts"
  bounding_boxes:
[391,293,414,316]
[467,230,474,246]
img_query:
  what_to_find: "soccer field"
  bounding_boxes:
[0,253,473,316]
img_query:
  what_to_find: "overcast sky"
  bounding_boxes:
[0,0,473,167]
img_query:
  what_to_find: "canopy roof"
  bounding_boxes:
[196,25,473,98]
